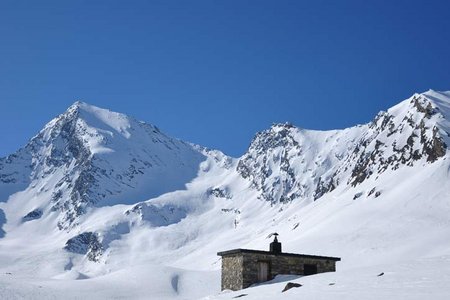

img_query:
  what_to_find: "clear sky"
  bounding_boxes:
[1,0,449,157]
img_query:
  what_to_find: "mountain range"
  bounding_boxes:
[1,90,450,299]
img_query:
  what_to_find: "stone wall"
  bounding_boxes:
[241,253,337,289]
[221,254,244,291]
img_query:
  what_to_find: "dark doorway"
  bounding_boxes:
[257,261,270,282]
[304,264,318,275]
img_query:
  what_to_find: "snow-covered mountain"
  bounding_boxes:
[237,91,449,204]
[1,90,450,299]
[1,101,207,229]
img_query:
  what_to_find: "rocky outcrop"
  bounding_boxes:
[209,187,232,199]
[347,95,447,186]
[125,203,188,227]
[64,232,103,262]
[237,123,307,203]
[22,209,43,222]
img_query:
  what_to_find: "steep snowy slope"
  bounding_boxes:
[1,90,450,299]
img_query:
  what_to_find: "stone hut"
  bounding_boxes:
[217,234,341,291]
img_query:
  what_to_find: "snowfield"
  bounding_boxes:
[1,90,450,299]
[206,256,450,300]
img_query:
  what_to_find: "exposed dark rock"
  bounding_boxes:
[348,98,447,187]
[236,124,304,204]
[0,209,5,238]
[423,127,447,162]
[282,282,302,292]
[64,232,103,262]
[314,176,336,200]
[353,192,363,200]
[412,97,436,118]
[22,209,43,222]
[221,208,241,214]
[209,187,232,199]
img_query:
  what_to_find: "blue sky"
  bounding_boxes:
[1,0,449,157]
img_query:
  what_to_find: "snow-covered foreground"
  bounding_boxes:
[2,257,450,299]
[1,90,450,299]
[207,256,450,300]
[0,265,219,300]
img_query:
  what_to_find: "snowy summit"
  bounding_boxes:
[1,90,450,299]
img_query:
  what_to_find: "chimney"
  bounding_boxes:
[270,233,282,253]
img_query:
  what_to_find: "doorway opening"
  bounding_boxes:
[257,261,270,282]
[304,264,318,275]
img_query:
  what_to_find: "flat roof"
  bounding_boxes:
[217,248,341,261]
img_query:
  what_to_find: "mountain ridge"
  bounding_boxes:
[2,90,450,229]
[237,90,449,205]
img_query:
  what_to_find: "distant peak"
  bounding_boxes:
[68,100,101,111]
[66,101,91,115]
[271,122,295,129]
[72,100,84,106]
[69,100,87,109]
[54,101,134,139]
[65,101,121,119]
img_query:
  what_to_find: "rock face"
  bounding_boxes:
[22,209,43,222]
[64,232,103,262]
[236,122,361,203]
[0,148,32,202]
[125,203,188,227]
[237,91,449,204]
[346,94,447,186]
[237,123,304,203]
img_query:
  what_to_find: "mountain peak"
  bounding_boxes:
[270,122,296,129]
[61,101,133,139]
[66,100,90,114]
[70,100,85,107]
[69,100,104,110]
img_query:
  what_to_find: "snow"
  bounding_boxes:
[74,101,132,139]
[1,91,450,299]
[205,256,450,300]
[0,265,219,300]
